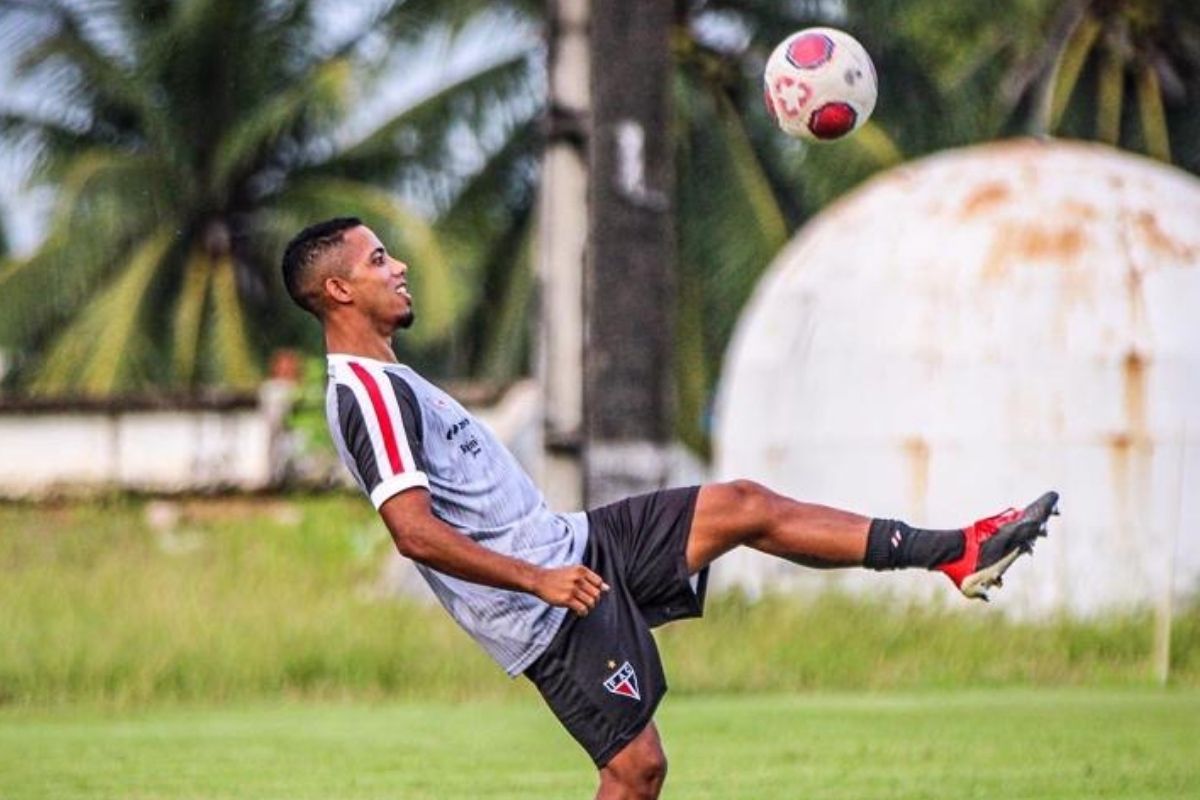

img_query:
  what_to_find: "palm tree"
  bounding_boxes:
[1036,0,1200,165]
[831,0,1200,167]
[0,0,537,395]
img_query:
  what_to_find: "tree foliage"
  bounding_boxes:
[0,0,537,395]
[0,0,1196,460]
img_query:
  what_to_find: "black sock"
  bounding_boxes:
[863,519,965,571]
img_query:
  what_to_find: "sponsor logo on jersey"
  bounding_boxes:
[446,417,482,458]
[603,661,640,701]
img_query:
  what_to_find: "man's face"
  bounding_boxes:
[334,225,414,330]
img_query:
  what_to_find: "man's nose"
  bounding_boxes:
[391,259,407,275]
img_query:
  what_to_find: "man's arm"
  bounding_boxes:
[379,488,608,616]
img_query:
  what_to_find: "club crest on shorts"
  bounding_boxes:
[603,661,640,701]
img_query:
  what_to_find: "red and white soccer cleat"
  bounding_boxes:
[938,491,1060,601]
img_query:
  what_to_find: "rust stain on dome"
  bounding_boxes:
[901,436,930,515]
[959,182,1011,219]
[1061,200,1099,220]
[1122,350,1148,433]
[982,221,1087,280]
[1015,224,1085,260]
[1133,210,1197,260]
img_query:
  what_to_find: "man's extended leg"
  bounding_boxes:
[596,722,667,800]
[686,479,873,566]
[685,480,1057,599]
[686,480,872,569]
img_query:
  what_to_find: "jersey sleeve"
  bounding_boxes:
[330,361,430,509]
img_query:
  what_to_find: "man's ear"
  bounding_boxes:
[324,275,353,305]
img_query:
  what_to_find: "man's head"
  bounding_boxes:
[281,217,414,331]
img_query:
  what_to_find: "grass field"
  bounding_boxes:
[3,497,1199,798]
[3,496,1197,707]
[1,689,1196,799]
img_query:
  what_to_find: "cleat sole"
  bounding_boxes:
[960,547,1023,600]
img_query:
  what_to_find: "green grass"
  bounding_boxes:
[0,689,1196,799]
[2,495,1198,707]
[4,497,1198,797]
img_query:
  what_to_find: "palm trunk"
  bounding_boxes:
[585,0,676,504]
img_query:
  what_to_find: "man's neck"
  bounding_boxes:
[324,321,399,364]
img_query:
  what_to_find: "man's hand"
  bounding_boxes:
[532,565,610,616]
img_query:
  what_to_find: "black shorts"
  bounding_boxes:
[524,486,709,767]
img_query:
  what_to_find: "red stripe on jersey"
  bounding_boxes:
[348,361,405,475]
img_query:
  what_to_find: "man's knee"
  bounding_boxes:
[716,479,779,530]
[689,480,787,575]
[600,735,668,798]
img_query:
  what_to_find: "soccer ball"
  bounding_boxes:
[763,27,877,141]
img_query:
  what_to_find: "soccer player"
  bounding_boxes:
[281,217,1059,800]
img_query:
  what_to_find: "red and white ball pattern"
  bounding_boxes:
[763,27,877,142]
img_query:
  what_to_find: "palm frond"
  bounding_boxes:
[32,226,174,396]
[676,72,790,405]
[208,254,259,389]
[11,5,181,158]
[171,247,211,386]
[434,116,540,268]
[1044,10,1103,132]
[1096,44,1125,145]
[0,149,171,345]
[377,0,504,47]
[0,109,97,150]
[210,56,354,196]
[673,246,711,457]
[847,121,905,167]
[308,52,537,191]
[475,214,535,381]
[1136,62,1171,160]
[712,90,789,248]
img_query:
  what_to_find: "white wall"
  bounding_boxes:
[0,383,291,497]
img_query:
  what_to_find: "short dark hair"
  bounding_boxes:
[281,216,363,316]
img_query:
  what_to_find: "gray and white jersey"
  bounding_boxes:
[325,354,588,675]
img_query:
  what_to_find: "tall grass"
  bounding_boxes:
[1,496,1196,707]
[0,496,505,707]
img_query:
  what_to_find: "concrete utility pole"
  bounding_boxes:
[585,0,676,504]
[538,0,677,508]
[537,0,590,510]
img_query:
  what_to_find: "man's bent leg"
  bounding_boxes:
[685,480,871,573]
[685,481,1058,600]
[596,722,667,800]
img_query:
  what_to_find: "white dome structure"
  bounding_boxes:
[714,139,1200,616]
